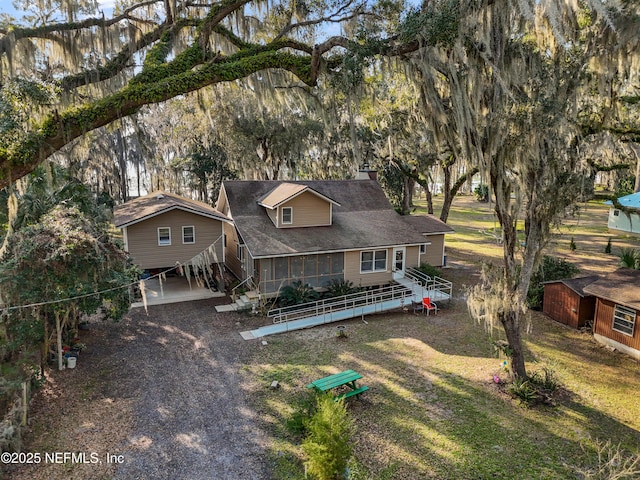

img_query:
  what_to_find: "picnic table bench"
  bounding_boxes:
[306,369,369,401]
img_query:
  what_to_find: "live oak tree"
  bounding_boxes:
[1,0,639,381]
[0,0,408,188]
[401,0,639,379]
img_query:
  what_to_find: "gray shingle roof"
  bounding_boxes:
[583,268,640,310]
[543,275,600,297]
[223,180,454,258]
[113,191,230,228]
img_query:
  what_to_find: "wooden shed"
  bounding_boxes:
[542,276,599,328]
[583,268,640,361]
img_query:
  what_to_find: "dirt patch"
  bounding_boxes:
[4,298,271,480]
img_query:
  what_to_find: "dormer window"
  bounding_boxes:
[281,207,293,225]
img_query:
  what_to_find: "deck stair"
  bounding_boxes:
[215,290,259,312]
[401,268,452,303]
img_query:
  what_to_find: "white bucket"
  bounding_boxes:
[66,356,77,369]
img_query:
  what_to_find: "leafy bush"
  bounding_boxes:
[417,262,442,279]
[530,366,559,393]
[618,248,640,269]
[474,184,489,202]
[508,378,537,405]
[527,255,580,310]
[279,280,319,306]
[302,394,353,480]
[285,390,318,437]
[325,279,360,297]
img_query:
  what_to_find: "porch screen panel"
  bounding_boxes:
[275,257,289,280]
[317,255,330,276]
[332,253,344,274]
[303,256,318,287]
[291,256,304,280]
[260,259,277,294]
[259,252,345,294]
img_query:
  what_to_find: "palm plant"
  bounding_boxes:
[618,248,640,269]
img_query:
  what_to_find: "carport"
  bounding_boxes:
[131,276,226,307]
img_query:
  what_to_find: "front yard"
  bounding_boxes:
[10,194,640,479]
[244,196,640,479]
[245,269,640,479]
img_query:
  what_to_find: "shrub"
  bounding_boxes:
[279,280,319,306]
[474,184,489,202]
[285,390,318,437]
[578,440,640,479]
[508,378,537,405]
[569,237,577,251]
[618,248,640,269]
[417,262,442,280]
[529,366,559,393]
[527,255,580,310]
[302,394,353,480]
[326,279,360,297]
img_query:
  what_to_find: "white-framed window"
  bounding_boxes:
[613,209,620,217]
[612,304,636,336]
[182,226,195,244]
[281,207,293,225]
[158,227,171,246]
[236,244,244,261]
[420,244,427,254]
[360,249,387,273]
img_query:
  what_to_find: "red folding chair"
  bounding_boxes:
[422,297,438,316]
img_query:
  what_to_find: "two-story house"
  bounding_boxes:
[114,191,230,273]
[216,179,454,296]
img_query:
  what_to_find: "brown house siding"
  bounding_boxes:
[344,249,393,287]
[543,283,595,328]
[593,298,640,352]
[419,235,445,267]
[277,191,331,228]
[405,245,420,270]
[126,210,224,270]
[224,222,246,280]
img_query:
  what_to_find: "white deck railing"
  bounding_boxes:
[404,268,453,301]
[267,283,414,324]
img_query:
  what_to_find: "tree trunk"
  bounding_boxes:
[632,143,640,192]
[425,183,434,214]
[441,167,479,223]
[501,311,527,379]
[439,161,453,222]
[56,313,64,371]
[401,177,412,215]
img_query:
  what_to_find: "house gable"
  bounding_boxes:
[124,209,225,270]
[114,191,230,228]
[258,183,339,228]
[114,191,229,271]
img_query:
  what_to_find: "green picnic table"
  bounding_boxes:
[306,369,369,401]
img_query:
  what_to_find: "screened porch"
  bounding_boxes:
[256,252,344,295]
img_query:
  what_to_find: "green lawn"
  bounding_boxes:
[243,194,640,479]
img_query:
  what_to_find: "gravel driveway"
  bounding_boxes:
[6,298,271,480]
